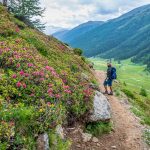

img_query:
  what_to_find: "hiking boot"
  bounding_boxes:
[108,92,113,95]
[103,91,108,95]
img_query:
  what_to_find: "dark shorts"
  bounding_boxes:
[104,79,113,86]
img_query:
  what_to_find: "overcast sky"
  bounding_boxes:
[40,0,150,34]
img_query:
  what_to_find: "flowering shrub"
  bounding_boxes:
[0,5,95,149]
[0,121,15,141]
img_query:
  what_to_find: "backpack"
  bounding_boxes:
[111,67,117,79]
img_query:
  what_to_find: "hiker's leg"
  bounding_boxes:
[108,79,113,95]
[103,80,108,94]
[108,86,113,95]
[110,86,113,93]
[104,86,108,92]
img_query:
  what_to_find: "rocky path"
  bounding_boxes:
[94,70,148,150]
[67,70,149,150]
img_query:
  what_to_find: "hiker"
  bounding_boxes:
[103,63,117,95]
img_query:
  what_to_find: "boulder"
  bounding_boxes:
[37,133,49,150]
[89,91,111,122]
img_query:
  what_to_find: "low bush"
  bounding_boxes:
[85,122,112,137]
[140,88,147,97]
[81,56,86,62]
[122,89,136,99]
[73,48,83,56]
[48,131,71,150]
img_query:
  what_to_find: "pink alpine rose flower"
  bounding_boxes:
[47,102,51,106]
[64,90,71,94]
[40,78,44,81]
[22,83,27,89]
[48,84,53,88]
[16,82,22,88]
[27,63,33,67]
[30,93,35,97]
[16,27,20,33]
[55,94,61,99]
[16,63,20,68]
[47,88,53,93]
[25,73,29,77]
[20,70,25,76]
[12,74,17,79]
[63,85,70,89]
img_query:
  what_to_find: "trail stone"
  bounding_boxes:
[92,137,99,143]
[89,83,100,91]
[37,133,49,150]
[82,133,92,142]
[89,91,111,122]
[111,146,117,149]
[76,144,81,148]
[56,125,64,139]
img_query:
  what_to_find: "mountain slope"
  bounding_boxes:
[54,21,104,42]
[61,4,150,65]
[0,5,96,149]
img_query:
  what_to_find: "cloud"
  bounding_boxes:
[40,0,150,34]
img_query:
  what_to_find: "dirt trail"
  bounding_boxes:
[94,70,148,150]
[67,70,149,150]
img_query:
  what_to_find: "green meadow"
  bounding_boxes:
[90,58,150,96]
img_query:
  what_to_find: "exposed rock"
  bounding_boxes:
[56,125,64,139]
[89,83,100,91]
[92,137,99,143]
[78,128,83,134]
[76,144,81,148]
[97,143,101,146]
[66,127,75,130]
[37,133,49,150]
[82,133,92,142]
[89,91,111,122]
[81,73,89,81]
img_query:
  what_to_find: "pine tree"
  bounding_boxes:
[147,61,150,72]
[8,0,45,30]
[3,0,7,6]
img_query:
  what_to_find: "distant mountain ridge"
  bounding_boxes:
[53,29,69,39]
[55,4,150,66]
[53,21,104,42]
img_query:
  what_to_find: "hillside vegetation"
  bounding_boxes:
[57,5,150,67]
[0,5,96,149]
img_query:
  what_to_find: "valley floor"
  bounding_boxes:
[66,70,149,150]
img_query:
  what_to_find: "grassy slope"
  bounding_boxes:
[0,5,96,149]
[90,58,150,125]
